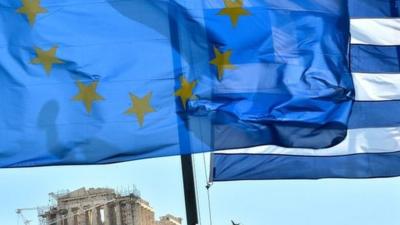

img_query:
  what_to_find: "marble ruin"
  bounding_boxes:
[40,188,181,225]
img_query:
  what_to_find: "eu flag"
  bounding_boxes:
[0,0,352,167]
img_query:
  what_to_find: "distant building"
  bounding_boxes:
[40,188,181,225]
[156,215,182,225]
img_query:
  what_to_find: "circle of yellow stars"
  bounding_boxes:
[15,0,249,127]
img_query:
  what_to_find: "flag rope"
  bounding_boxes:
[203,153,214,225]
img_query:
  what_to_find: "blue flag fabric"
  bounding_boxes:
[0,0,352,167]
[212,0,400,181]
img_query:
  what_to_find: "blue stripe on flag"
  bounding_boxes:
[349,0,400,17]
[351,45,400,73]
[349,101,400,128]
[391,0,400,17]
[212,151,400,180]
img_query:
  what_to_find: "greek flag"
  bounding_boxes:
[211,0,400,180]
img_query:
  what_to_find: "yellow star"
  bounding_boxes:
[31,46,64,75]
[218,0,250,27]
[209,46,236,80]
[17,0,47,25]
[125,92,155,127]
[73,81,104,113]
[175,76,197,110]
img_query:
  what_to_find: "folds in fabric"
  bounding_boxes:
[0,0,352,167]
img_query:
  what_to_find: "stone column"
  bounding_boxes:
[104,205,111,225]
[55,213,63,225]
[67,209,76,225]
[115,203,122,225]
[78,209,87,225]
[59,209,69,225]
[92,208,99,225]
[135,203,142,225]
[125,202,134,225]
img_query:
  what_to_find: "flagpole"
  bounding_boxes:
[181,155,199,225]
[166,1,200,224]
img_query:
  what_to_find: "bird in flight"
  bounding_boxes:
[231,220,240,225]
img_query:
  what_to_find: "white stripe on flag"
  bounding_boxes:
[353,72,400,101]
[350,18,400,45]
[216,127,400,156]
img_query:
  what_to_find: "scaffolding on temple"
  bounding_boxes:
[16,187,181,225]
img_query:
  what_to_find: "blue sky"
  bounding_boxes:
[1,154,400,225]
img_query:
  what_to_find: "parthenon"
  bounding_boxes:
[40,188,181,225]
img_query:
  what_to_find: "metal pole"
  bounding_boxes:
[181,155,199,225]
